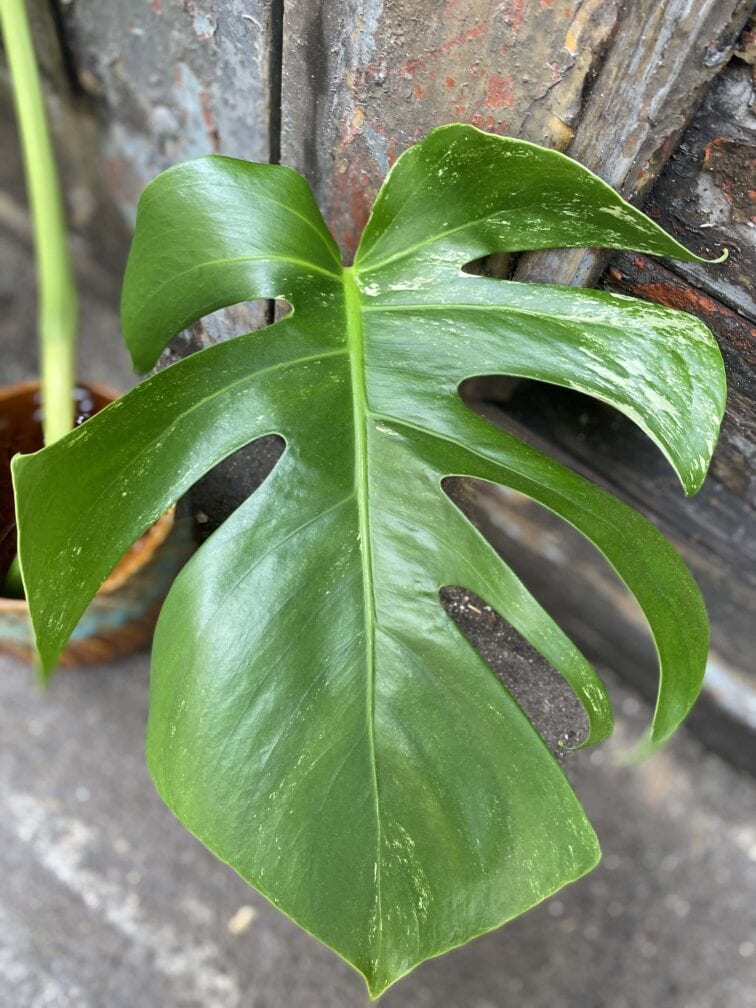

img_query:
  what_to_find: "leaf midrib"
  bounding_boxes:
[355,153,610,275]
[355,201,545,275]
[343,265,384,967]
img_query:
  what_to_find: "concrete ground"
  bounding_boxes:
[0,651,754,1008]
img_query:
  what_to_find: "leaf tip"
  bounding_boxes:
[682,473,704,498]
[612,730,660,766]
[673,242,729,267]
[28,616,62,685]
[710,246,729,265]
[35,656,56,688]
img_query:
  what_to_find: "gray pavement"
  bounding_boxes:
[0,651,754,1008]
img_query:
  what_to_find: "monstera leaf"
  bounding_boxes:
[13,125,725,996]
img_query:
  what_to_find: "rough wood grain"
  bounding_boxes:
[51,0,276,352]
[643,53,756,321]
[513,0,753,287]
[58,0,275,225]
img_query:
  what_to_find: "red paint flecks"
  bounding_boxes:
[199,89,219,151]
[506,0,525,34]
[539,0,555,7]
[446,76,456,89]
[485,73,515,110]
[341,105,369,146]
[412,83,426,99]
[632,282,723,317]
[702,137,756,223]
[468,111,502,132]
[327,134,378,259]
[344,182,373,260]
[550,61,562,85]
[609,261,741,331]
[394,21,491,79]
[703,137,728,164]
[443,0,465,18]
[151,0,161,12]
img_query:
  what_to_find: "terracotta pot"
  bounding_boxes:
[0,380,192,666]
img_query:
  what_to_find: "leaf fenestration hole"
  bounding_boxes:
[461,253,515,279]
[164,299,293,364]
[440,583,587,756]
[153,299,292,540]
[456,373,678,715]
[459,374,680,494]
[190,435,286,542]
[443,472,655,721]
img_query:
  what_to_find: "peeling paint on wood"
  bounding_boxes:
[282,0,622,258]
[604,253,755,502]
[513,0,752,287]
[58,0,275,225]
[643,56,756,321]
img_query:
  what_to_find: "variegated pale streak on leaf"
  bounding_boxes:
[13,125,726,997]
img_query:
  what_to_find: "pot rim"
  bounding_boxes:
[0,377,124,407]
[0,378,176,615]
[0,507,177,615]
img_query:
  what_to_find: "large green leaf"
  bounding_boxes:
[13,125,726,997]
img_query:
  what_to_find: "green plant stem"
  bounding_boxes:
[0,0,77,444]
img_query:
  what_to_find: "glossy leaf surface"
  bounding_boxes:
[13,125,726,996]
